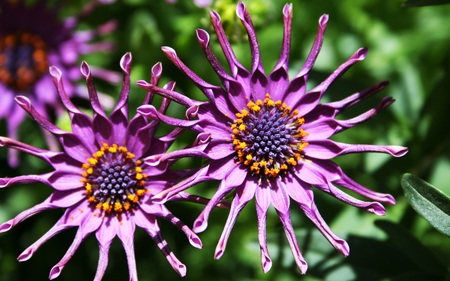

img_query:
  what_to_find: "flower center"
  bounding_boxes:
[0,32,48,91]
[81,143,148,215]
[231,94,308,179]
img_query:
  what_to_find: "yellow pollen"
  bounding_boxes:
[88,158,97,165]
[287,158,297,166]
[114,202,123,213]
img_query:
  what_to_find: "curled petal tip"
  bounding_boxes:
[49,66,62,80]
[49,265,63,280]
[385,194,396,205]
[196,29,210,46]
[236,2,247,19]
[298,260,308,274]
[186,105,199,120]
[391,146,408,157]
[80,61,91,78]
[137,104,158,119]
[193,219,208,233]
[176,264,187,277]
[151,62,163,78]
[189,234,203,249]
[283,3,293,17]
[161,46,177,57]
[336,239,350,256]
[355,48,368,60]
[120,52,132,73]
[0,178,11,188]
[144,155,161,166]
[195,132,211,145]
[261,255,272,273]
[14,96,32,110]
[136,80,151,90]
[319,14,329,26]
[0,221,13,233]
[163,81,176,91]
[210,10,221,23]
[214,248,224,260]
[366,202,386,216]
[18,249,33,262]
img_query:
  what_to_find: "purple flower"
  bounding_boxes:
[137,2,408,274]
[0,53,211,280]
[0,0,119,167]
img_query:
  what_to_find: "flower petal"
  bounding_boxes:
[255,184,272,273]
[214,181,257,259]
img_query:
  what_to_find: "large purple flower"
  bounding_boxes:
[137,2,408,274]
[0,0,119,167]
[0,53,211,280]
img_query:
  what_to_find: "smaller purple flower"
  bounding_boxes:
[0,53,211,280]
[0,0,119,167]
[137,2,408,274]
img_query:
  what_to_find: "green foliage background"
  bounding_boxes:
[1,0,449,280]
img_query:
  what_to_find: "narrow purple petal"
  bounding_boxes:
[0,173,51,189]
[151,166,211,204]
[295,14,329,79]
[277,209,308,274]
[17,202,88,262]
[161,47,220,101]
[49,66,84,115]
[197,28,249,111]
[0,137,59,161]
[255,185,272,273]
[134,212,187,277]
[49,211,102,279]
[270,180,290,214]
[137,80,197,108]
[138,104,200,130]
[214,181,257,260]
[293,48,368,116]
[93,239,111,281]
[193,163,247,233]
[324,81,389,115]
[80,61,108,118]
[333,97,395,134]
[14,96,93,162]
[305,139,408,159]
[140,204,202,249]
[0,197,57,233]
[209,9,250,81]
[285,177,350,256]
[316,160,396,205]
[268,3,292,102]
[116,216,138,281]
[297,162,387,215]
[236,2,268,102]
[110,53,132,145]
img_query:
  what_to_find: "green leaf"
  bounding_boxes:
[403,0,450,7]
[401,173,450,236]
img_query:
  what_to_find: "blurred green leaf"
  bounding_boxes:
[403,0,450,7]
[401,173,450,236]
[375,220,448,277]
